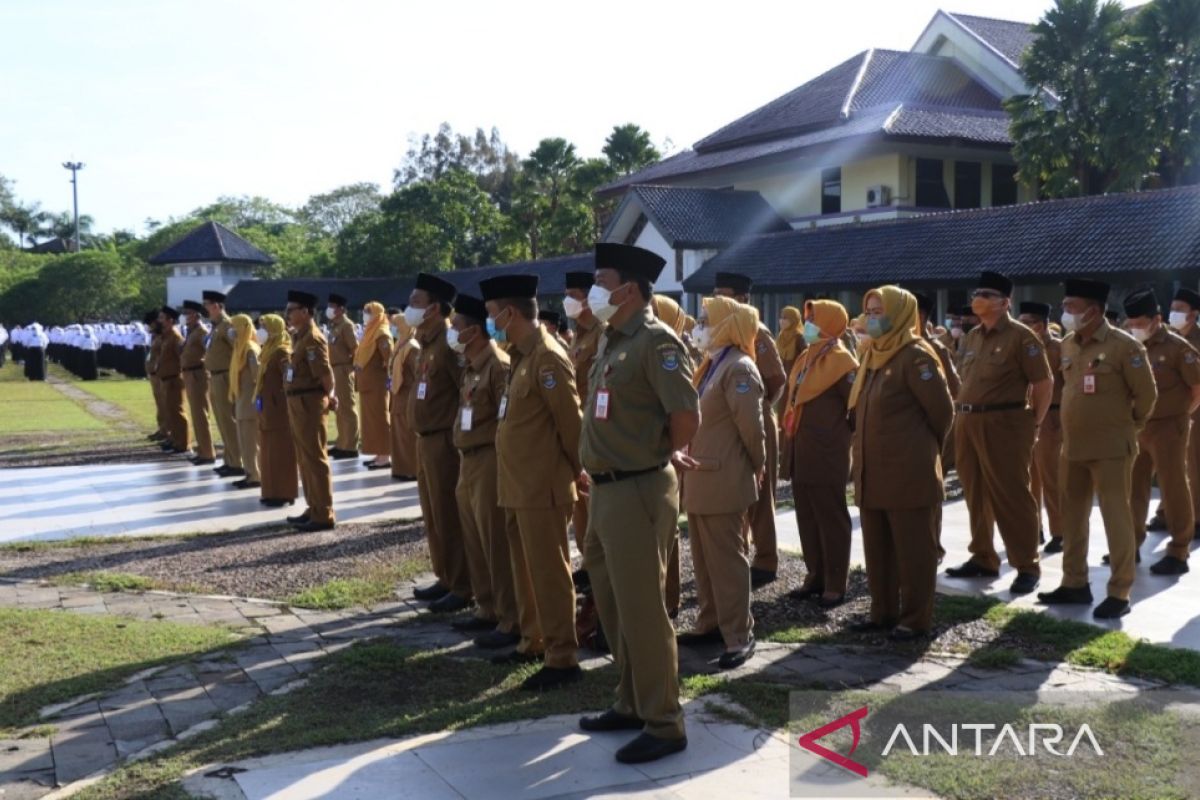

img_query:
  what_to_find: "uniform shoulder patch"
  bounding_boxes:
[915,358,934,381]
[658,343,680,372]
[1132,353,1144,368]
[755,338,767,354]
[540,366,557,389]
[1026,343,1041,357]
[1187,351,1198,365]
[735,377,752,394]
[845,369,857,384]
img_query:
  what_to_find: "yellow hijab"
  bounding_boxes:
[652,294,691,336]
[783,300,858,435]
[693,296,759,389]
[229,314,260,401]
[776,305,802,364]
[389,312,417,393]
[847,286,941,410]
[354,301,392,369]
[253,314,291,400]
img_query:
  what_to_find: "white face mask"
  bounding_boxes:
[1129,326,1152,342]
[692,324,713,353]
[363,312,373,325]
[226,327,236,341]
[403,306,427,328]
[446,328,466,353]
[1061,311,1083,332]
[562,296,585,319]
[588,284,621,323]
[949,326,963,339]
[324,307,336,321]
[1169,311,1190,330]
[255,328,269,346]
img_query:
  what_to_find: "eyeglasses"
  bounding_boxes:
[971,289,1004,300]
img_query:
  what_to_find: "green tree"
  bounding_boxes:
[510,138,594,259]
[33,251,140,324]
[0,201,49,249]
[1136,0,1200,186]
[43,210,96,246]
[395,124,521,210]
[300,183,381,237]
[602,123,661,176]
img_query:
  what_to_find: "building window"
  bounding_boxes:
[916,158,951,208]
[821,167,841,215]
[624,213,648,246]
[992,164,1018,207]
[954,162,981,209]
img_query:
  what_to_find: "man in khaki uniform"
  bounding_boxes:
[484,274,583,691]
[1038,279,1157,619]
[282,290,337,532]
[538,309,569,349]
[408,273,471,612]
[156,306,189,454]
[946,271,1052,596]
[180,300,216,466]
[145,311,167,442]
[202,291,244,478]
[326,293,360,459]
[1017,302,1065,553]
[1156,287,1200,534]
[578,243,699,765]
[449,293,520,649]
[564,271,604,580]
[1123,288,1200,576]
[712,272,785,588]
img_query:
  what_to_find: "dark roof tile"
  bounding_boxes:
[947,13,1036,67]
[622,186,790,248]
[149,221,275,266]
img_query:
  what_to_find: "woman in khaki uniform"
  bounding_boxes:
[676,296,766,669]
[775,305,803,377]
[254,314,297,507]
[388,312,420,481]
[229,314,261,489]
[849,286,954,640]
[781,300,858,607]
[355,301,394,469]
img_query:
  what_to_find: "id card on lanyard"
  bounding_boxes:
[417,362,429,400]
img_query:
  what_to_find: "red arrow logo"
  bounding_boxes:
[797,705,869,777]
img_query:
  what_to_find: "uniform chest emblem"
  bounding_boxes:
[1061,356,1072,368]
[541,369,557,389]
[1132,354,1144,368]
[519,368,527,376]
[993,346,1002,354]
[884,368,892,377]
[618,352,627,361]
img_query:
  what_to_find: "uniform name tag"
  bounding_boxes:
[461,407,473,431]
[255,396,263,413]
[498,395,508,419]
[285,366,295,383]
[1083,374,1096,395]
[595,388,611,420]
[417,381,428,400]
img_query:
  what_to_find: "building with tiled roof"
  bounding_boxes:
[150,221,275,308]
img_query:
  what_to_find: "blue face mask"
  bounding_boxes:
[802,320,822,345]
[866,316,892,339]
[486,318,506,343]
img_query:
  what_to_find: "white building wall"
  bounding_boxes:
[165,262,256,307]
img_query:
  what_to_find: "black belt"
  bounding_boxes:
[159,373,179,380]
[589,462,667,485]
[955,402,1026,414]
[210,369,229,376]
[286,387,325,397]
[459,442,494,455]
[182,365,204,372]
[1049,404,1061,411]
[416,428,451,438]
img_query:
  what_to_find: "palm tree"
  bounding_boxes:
[602,124,661,176]
[0,201,49,249]
[43,210,95,248]
[1136,0,1200,186]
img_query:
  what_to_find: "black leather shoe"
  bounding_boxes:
[520,665,582,691]
[392,474,416,482]
[572,568,590,591]
[1147,514,1168,532]
[260,498,295,508]
[294,520,335,532]
[787,583,823,600]
[364,461,392,471]
[474,629,521,649]
[190,457,216,466]
[159,442,176,452]
[231,479,261,490]
[676,628,723,647]
[580,710,644,732]
[413,582,449,601]
[1102,550,1140,565]
[1093,596,1130,619]
[750,568,776,589]
[429,592,471,613]
[848,619,893,633]
[286,512,310,525]
[1150,555,1190,576]
[219,467,246,478]
[452,616,498,633]
[331,449,359,460]
[945,561,1000,579]
[1044,537,1064,554]
[817,594,846,609]
[490,649,542,665]
[166,447,188,454]
[717,639,756,669]
[888,626,927,642]
[148,431,166,441]
[1009,572,1040,595]
[1037,585,1094,605]
[615,733,688,764]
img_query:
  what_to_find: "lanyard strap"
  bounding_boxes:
[698,347,733,398]
[789,339,836,407]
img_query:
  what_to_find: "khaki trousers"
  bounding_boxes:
[183,370,215,459]
[506,505,578,668]
[415,430,470,597]
[860,506,940,632]
[794,483,852,595]
[286,393,334,525]
[332,364,359,451]
[236,416,260,482]
[1031,409,1063,537]
[1061,455,1136,600]
[456,446,518,631]
[162,376,188,451]
[585,466,685,740]
[687,511,752,648]
[571,496,589,553]
[150,375,166,435]
[1189,415,1200,520]
[389,400,417,477]
[955,410,1040,575]
[745,404,778,572]
[1132,415,1194,560]
[209,372,241,469]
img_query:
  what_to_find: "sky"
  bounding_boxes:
[0,0,1135,238]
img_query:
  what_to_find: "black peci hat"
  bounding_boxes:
[143,310,159,324]
[453,294,488,324]
[288,290,318,309]
[160,305,180,320]
[594,243,666,283]
[1105,309,1121,323]
[1123,288,1159,319]
[714,271,754,295]
[978,271,1014,297]
[1018,301,1052,320]
[479,275,538,301]
[414,273,457,305]
[911,291,933,317]
[202,290,226,303]
[1175,288,1200,312]
[182,300,204,314]
[328,293,347,306]
[1063,279,1110,304]
[538,310,561,326]
[564,271,594,291]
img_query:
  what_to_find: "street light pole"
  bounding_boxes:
[61,161,84,252]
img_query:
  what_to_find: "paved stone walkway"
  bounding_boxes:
[0,573,1177,799]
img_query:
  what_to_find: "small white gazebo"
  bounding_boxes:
[149,221,275,307]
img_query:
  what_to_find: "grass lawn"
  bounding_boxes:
[0,608,239,735]
[287,558,431,610]
[72,374,165,433]
[0,367,106,434]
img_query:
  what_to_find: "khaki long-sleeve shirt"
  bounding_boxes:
[454,341,509,451]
